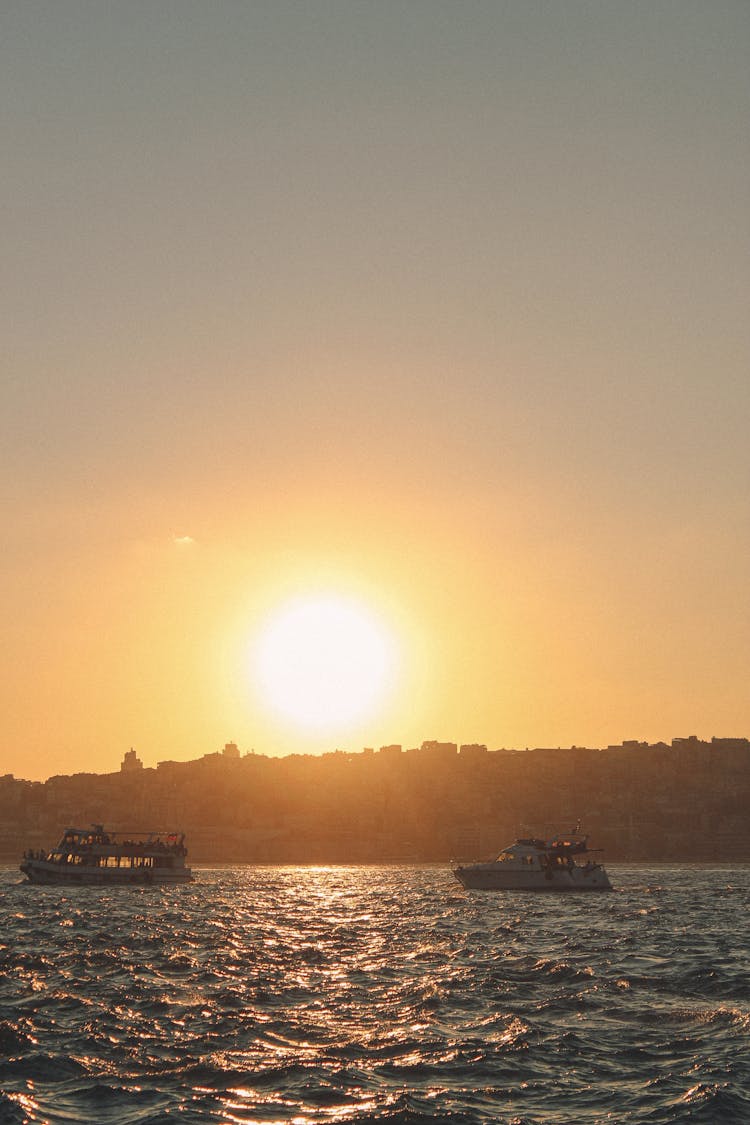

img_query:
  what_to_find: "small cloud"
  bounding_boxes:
[173,535,195,546]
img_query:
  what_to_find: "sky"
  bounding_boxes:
[2,1,748,781]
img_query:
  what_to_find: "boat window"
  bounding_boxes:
[495,852,514,862]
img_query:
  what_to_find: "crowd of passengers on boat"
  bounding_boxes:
[22,833,187,864]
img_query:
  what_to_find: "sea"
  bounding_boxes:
[1,863,748,1125]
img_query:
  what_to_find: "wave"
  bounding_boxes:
[1,862,748,1124]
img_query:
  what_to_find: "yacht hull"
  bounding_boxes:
[454,865,612,891]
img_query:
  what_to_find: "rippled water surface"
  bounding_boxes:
[1,864,749,1124]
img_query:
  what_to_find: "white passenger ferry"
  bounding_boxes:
[20,825,193,885]
[453,829,612,891]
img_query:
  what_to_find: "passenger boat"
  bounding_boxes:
[20,825,193,885]
[453,828,612,891]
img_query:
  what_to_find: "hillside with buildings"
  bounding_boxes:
[2,736,749,864]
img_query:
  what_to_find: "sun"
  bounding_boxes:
[251,594,398,733]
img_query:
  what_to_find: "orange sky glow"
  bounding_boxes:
[2,2,748,780]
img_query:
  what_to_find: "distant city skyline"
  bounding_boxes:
[2,2,748,781]
[8,731,750,785]
[3,733,748,865]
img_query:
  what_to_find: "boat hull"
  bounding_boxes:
[454,865,612,891]
[20,861,192,886]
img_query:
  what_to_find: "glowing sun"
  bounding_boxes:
[252,594,398,732]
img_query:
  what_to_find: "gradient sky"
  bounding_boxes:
[3,1,748,781]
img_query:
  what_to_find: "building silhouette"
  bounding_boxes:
[2,736,748,864]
